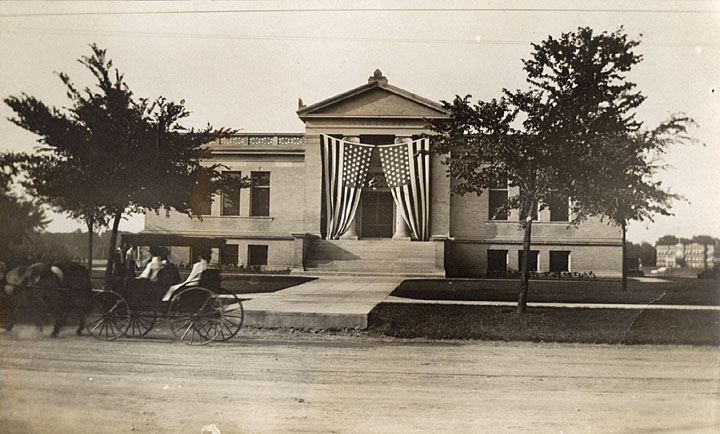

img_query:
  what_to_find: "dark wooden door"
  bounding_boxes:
[361,191,394,238]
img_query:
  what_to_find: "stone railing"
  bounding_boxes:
[209,133,304,149]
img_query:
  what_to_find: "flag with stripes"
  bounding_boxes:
[378,138,430,241]
[321,135,373,239]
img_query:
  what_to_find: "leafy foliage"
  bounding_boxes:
[626,241,657,267]
[428,27,688,310]
[430,27,647,218]
[0,153,47,259]
[4,44,248,284]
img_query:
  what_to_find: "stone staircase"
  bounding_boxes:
[298,239,443,277]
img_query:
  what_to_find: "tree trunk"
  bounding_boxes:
[517,211,533,314]
[86,219,93,275]
[103,210,122,290]
[621,221,627,291]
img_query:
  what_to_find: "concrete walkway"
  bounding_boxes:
[238,276,718,330]
[241,277,402,329]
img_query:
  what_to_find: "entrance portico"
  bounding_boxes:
[293,69,450,275]
[297,70,450,239]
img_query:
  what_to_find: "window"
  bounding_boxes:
[550,251,570,272]
[489,176,508,220]
[517,250,539,272]
[190,247,212,263]
[250,171,270,217]
[518,187,538,221]
[487,250,508,273]
[221,171,242,216]
[248,245,268,267]
[519,202,538,221]
[549,195,570,222]
[221,244,239,266]
[191,195,212,216]
[191,183,212,216]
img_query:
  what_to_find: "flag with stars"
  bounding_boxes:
[378,138,430,241]
[321,135,373,239]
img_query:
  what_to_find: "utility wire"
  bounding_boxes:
[1,7,719,19]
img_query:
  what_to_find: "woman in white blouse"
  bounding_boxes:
[162,248,211,301]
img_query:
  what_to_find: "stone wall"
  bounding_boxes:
[446,241,622,277]
[447,188,622,277]
[144,155,305,239]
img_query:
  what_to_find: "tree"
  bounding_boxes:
[429,27,656,313]
[627,241,657,267]
[5,44,246,287]
[578,116,696,290]
[692,235,718,246]
[656,235,680,245]
[0,153,48,261]
[21,153,108,272]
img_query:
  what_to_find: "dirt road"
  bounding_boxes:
[1,327,718,433]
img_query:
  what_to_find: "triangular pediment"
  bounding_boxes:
[298,72,449,120]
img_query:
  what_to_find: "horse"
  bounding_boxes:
[1,261,92,338]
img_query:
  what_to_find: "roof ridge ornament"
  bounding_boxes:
[368,69,388,85]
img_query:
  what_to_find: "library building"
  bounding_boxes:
[135,70,622,277]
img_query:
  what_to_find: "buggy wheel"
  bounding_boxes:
[124,311,157,338]
[167,287,222,345]
[85,291,131,341]
[212,289,244,342]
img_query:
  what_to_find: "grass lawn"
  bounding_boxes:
[368,304,720,345]
[391,277,720,306]
[217,275,314,294]
[369,277,720,345]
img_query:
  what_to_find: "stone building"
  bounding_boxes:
[656,241,718,269]
[137,71,622,277]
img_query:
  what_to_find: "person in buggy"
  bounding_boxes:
[162,247,211,302]
[134,246,181,298]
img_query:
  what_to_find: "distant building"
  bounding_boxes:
[656,241,718,269]
[135,70,623,277]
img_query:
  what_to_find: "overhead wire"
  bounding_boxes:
[1,6,719,19]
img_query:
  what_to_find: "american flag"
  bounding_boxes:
[321,135,373,239]
[378,139,430,241]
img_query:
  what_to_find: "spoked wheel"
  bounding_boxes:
[85,290,131,341]
[124,311,157,338]
[212,289,244,342]
[168,287,223,345]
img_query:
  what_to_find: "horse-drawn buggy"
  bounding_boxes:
[87,262,245,346]
[1,252,244,345]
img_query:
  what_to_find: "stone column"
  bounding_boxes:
[340,136,360,240]
[392,135,412,240]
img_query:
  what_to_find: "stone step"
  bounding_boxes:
[310,241,435,261]
[305,266,437,275]
[304,239,441,277]
[307,258,434,265]
[292,270,444,278]
[304,260,437,272]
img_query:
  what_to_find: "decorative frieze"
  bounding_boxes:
[278,136,304,146]
[249,136,275,146]
[215,134,303,148]
[220,136,248,146]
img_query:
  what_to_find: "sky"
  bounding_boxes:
[0,0,718,244]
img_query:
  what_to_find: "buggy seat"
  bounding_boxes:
[197,268,220,291]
